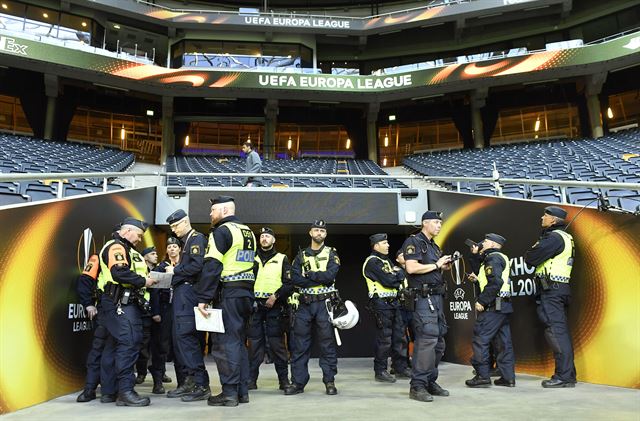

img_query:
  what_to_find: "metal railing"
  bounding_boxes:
[2,171,638,205]
[130,0,471,21]
[424,175,640,205]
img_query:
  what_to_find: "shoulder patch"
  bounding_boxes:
[485,266,493,276]
[191,245,201,255]
[405,245,416,255]
[334,254,340,265]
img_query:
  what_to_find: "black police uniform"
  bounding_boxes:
[363,250,410,378]
[468,248,515,386]
[200,214,256,406]
[248,247,294,389]
[169,228,210,398]
[525,221,576,386]
[402,231,448,398]
[99,231,148,405]
[75,258,116,402]
[288,244,341,393]
[149,260,174,391]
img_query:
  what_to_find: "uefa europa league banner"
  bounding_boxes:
[0,188,156,414]
[429,191,640,388]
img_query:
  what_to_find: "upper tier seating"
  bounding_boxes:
[403,129,640,212]
[166,156,407,189]
[0,134,132,205]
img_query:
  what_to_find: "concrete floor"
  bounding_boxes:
[4,358,639,420]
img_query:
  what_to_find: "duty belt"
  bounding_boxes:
[417,284,446,297]
[300,291,337,304]
[222,281,254,290]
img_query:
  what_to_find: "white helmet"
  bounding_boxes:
[327,300,359,330]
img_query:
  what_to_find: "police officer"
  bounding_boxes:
[363,233,410,383]
[98,217,156,406]
[248,227,294,390]
[149,241,178,394]
[285,219,340,396]
[199,196,256,407]
[76,254,117,403]
[134,247,158,386]
[164,209,211,402]
[465,234,516,388]
[525,206,577,388]
[402,211,451,402]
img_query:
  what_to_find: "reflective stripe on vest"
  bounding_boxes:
[206,222,256,283]
[535,230,574,283]
[478,252,511,296]
[97,240,149,299]
[254,252,285,298]
[362,255,398,298]
[299,246,336,295]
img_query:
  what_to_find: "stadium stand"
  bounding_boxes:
[166,155,407,188]
[0,135,133,205]
[403,129,640,211]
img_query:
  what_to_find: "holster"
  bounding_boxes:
[399,288,416,311]
[536,274,551,291]
[495,297,502,312]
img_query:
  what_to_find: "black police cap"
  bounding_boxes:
[210,195,235,206]
[166,209,188,225]
[260,227,275,237]
[141,246,156,256]
[421,210,443,221]
[369,233,387,246]
[544,206,567,219]
[484,233,506,246]
[167,236,181,246]
[122,217,148,231]
[311,219,327,229]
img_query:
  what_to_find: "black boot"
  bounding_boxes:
[283,384,304,395]
[181,385,211,402]
[395,368,412,379]
[427,381,449,396]
[409,387,433,402]
[324,382,338,395]
[116,390,150,407]
[279,379,291,390]
[375,371,397,383]
[494,377,516,387]
[100,394,117,403]
[152,377,165,394]
[76,389,96,402]
[465,375,491,388]
[207,393,239,407]
[239,394,249,404]
[135,373,146,384]
[167,376,196,398]
[248,381,258,390]
[162,374,172,383]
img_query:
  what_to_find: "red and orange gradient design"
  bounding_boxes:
[0,196,153,413]
[437,198,640,387]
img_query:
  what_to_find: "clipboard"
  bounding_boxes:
[194,307,225,333]
[147,272,172,288]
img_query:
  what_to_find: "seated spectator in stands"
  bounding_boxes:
[241,141,263,187]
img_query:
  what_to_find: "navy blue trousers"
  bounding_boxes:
[83,308,116,394]
[101,296,143,393]
[248,301,289,384]
[290,300,337,387]
[172,283,209,387]
[211,296,253,398]
[471,310,515,381]
[410,295,446,389]
[371,298,409,375]
[537,283,576,382]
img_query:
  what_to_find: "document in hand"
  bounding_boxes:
[148,272,172,288]
[193,307,225,333]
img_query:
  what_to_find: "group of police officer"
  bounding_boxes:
[76,199,576,406]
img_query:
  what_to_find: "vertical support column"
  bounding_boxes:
[43,74,58,140]
[366,102,380,162]
[161,96,174,166]
[264,99,278,160]
[470,88,487,149]
[584,72,607,139]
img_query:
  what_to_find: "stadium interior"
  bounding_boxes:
[0,0,638,418]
